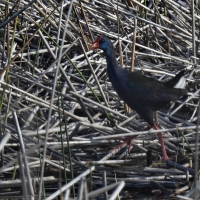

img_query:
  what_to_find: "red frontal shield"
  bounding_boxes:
[89,36,103,50]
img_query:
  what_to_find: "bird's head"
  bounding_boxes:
[90,36,111,51]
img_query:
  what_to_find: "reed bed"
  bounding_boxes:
[0,0,199,199]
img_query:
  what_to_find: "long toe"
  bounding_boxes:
[127,136,137,153]
[109,136,137,153]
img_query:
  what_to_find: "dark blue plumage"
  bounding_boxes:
[90,36,188,161]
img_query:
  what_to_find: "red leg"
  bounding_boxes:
[109,124,169,160]
[152,124,169,161]
[109,136,137,153]
[127,136,137,153]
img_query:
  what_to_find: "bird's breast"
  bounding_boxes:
[108,70,136,105]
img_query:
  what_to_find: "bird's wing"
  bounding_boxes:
[126,72,187,105]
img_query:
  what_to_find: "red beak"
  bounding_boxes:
[89,36,103,50]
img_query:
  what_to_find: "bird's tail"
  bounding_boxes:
[165,70,187,88]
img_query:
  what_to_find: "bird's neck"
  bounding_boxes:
[104,47,121,76]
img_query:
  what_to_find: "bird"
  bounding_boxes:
[89,36,188,161]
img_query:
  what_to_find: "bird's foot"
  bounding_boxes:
[158,154,169,162]
[109,136,137,153]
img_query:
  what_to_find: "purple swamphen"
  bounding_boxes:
[90,36,188,161]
